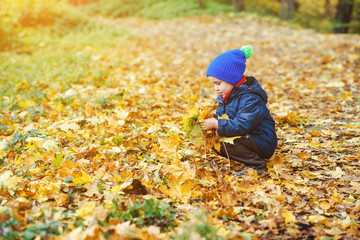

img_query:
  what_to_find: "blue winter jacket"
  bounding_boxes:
[214,76,277,159]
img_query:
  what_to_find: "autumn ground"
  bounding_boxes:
[1,14,360,239]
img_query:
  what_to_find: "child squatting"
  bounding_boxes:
[199,46,277,176]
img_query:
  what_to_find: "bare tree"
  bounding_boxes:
[280,0,295,20]
[333,0,354,33]
[233,0,245,12]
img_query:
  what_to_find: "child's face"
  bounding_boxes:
[208,76,234,97]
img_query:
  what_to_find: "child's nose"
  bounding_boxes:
[214,85,220,91]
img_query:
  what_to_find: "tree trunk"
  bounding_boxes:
[333,0,354,33]
[233,0,245,12]
[280,0,295,20]
[198,0,206,9]
[324,0,331,16]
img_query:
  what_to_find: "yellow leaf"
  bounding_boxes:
[54,193,69,206]
[319,201,331,211]
[282,210,296,224]
[18,99,35,108]
[218,113,230,120]
[115,109,129,120]
[33,182,61,202]
[159,135,180,153]
[311,129,321,137]
[330,188,343,204]
[114,174,122,183]
[110,185,121,193]
[190,94,198,101]
[220,136,242,144]
[214,141,221,151]
[0,171,20,190]
[307,215,326,223]
[287,227,300,236]
[198,104,217,121]
[73,171,92,185]
[166,161,196,182]
[76,201,97,217]
[159,175,194,203]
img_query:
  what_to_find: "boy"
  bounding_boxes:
[200,46,277,176]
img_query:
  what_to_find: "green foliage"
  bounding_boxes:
[82,0,161,18]
[3,129,44,153]
[183,114,199,132]
[0,215,21,239]
[174,211,221,240]
[112,134,126,145]
[0,125,8,131]
[243,0,360,33]
[183,114,204,145]
[22,220,63,240]
[244,0,281,16]
[79,0,360,33]
[0,208,62,240]
[0,20,129,110]
[293,0,334,33]
[213,0,232,5]
[137,0,234,19]
[82,0,234,19]
[53,154,64,167]
[107,198,175,231]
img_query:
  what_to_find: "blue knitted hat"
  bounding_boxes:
[206,46,253,85]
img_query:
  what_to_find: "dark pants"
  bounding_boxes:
[213,136,266,167]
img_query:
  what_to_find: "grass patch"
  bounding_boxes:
[138,0,234,19]
[0,23,129,110]
[0,0,130,110]
[82,0,234,19]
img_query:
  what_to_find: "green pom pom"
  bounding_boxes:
[241,46,253,59]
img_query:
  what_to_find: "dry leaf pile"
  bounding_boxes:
[1,15,359,239]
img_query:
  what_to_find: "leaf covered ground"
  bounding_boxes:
[1,14,360,239]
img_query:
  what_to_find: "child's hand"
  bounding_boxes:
[199,118,218,131]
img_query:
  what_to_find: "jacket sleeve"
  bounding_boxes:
[213,94,223,119]
[217,94,266,137]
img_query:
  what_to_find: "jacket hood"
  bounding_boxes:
[228,76,268,104]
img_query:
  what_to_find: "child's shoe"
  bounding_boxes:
[234,165,267,177]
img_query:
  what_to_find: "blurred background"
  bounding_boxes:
[1,0,359,107]
[1,0,359,51]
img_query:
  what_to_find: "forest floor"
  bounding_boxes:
[1,14,360,239]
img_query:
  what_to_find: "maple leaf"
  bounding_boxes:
[73,171,92,185]
[282,209,297,224]
[183,104,221,151]
[0,171,20,192]
[217,113,243,145]
[182,114,200,132]
[165,161,196,182]
[76,201,97,217]
[159,174,196,203]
